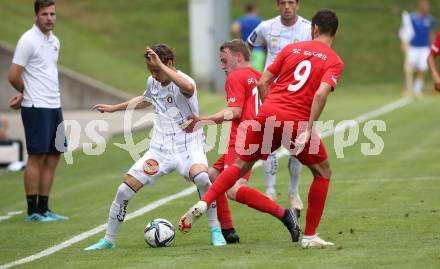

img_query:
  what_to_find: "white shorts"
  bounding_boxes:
[127,143,208,185]
[407,47,430,72]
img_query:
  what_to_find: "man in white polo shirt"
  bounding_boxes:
[8,0,68,222]
[247,0,311,215]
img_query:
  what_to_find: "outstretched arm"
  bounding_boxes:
[182,107,242,132]
[200,107,242,124]
[93,96,150,113]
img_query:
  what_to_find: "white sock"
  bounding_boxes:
[104,183,136,244]
[414,78,424,94]
[302,234,317,240]
[288,156,302,194]
[193,172,219,229]
[263,153,278,193]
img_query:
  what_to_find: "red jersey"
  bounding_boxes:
[430,31,440,56]
[264,40,344,121]
[225,67,261,149]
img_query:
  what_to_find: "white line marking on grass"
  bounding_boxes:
[334,175,440,184]
[0,211,23,221]
[0,188,196,269]
[0,97,413,269]
[267,96,414,161]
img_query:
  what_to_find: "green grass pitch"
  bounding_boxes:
[1,85,439,269]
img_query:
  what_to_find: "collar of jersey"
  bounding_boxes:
[32,24,55,42]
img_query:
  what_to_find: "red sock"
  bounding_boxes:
[304,176,330,236]
[235,185,285,219]
[201,165,241,205]
[216,194,233,229]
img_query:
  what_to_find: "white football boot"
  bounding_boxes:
[301,234,334,248]
[179,201,208,233]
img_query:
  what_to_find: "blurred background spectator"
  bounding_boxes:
[231,2,265,71]
[400,0,435,98]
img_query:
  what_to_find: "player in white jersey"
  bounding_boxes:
[84,44,226,250]
[247,0,312,214]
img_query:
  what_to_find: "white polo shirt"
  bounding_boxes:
[12,24,61,108]
[247,15,312,69]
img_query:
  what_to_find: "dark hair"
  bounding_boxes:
[149,44,175,65]
[220,39,251,61]
[276,0,299,4]
[311,9,338,36]
[34,0,55,14]
[244,2,257,13]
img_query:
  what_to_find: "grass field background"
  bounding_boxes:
[1,85,439,268]
[0,0,439,93]
[1,0,440,268]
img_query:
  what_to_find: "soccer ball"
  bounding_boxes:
[144,218,175,247]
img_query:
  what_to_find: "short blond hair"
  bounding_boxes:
[220,39,251,61]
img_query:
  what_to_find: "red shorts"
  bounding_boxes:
[212,148,252,180]
[236,114,328,166]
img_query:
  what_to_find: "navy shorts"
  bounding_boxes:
[21,106,67,154]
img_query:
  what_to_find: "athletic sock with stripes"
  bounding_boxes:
[104,183,136,244]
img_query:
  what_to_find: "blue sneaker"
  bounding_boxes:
[210,227,227,246]
[84,239,115,251]
[25,213,56,222]
[43,210,69,220]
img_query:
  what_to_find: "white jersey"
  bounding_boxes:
[247,15,312,69]
[128,71,207,184]
[143,71,204,153]
[12,24,61,108]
